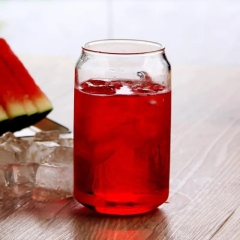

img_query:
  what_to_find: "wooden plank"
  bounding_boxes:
[166,66,240,239]
[0,57,240,239]
[211,205,240,240]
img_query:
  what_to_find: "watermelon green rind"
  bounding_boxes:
[0,106,8,122]
[33,96,53,113]
[0,106,9,135]
[4,102,26,118]
[23,96,38,116]
[8,115,28,132]
[0,120,9,136]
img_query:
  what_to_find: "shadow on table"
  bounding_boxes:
[71,204,169,239]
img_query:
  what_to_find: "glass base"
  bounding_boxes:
[74,189,169,215]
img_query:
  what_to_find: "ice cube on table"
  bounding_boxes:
[5,137,30,152]
[32,145,73,201]
[34,130,60,142]
[26,141,60,163]
[33,162,73,202]
[0,165,7,199]
[0,132,15,144]
[11,163,39,185]
[58,138,73,147]
[1,163,39,198]
[0,165,13,199]
[0,148,16,165]
[0,166,5,184]
[0,137,30,164]
[46,146,73,164]
[1,164,12,187]
[0,131,74,201]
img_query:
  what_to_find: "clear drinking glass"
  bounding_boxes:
[74,39,171,215]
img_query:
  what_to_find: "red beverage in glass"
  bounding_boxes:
[74,79,171,215]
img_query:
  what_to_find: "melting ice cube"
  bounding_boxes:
[0,166,7,199]
[0,148,17,165]
[0,132,15,143]
[11,163,39,185]
[80,79,116,95]
[46,146,73,164]
[0,131,73,201]
[26,141,60,163]
[0,164,15,199]
[131,71,166,94]
[58,138,73,147]
[33,162,73,201]
[0,137,30,164]
[34,130,60,142]
[33,145,73,201]
[6,163,39,197]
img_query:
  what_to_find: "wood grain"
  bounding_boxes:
[0,56,240,240]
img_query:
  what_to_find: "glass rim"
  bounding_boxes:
[82,39,165,55]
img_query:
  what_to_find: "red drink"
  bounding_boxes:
[74,79,171,215]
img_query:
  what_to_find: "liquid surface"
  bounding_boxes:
[74,79,171,215]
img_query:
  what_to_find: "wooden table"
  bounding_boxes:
[0,56,240,239]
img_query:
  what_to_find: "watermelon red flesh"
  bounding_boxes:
[0,59,28,118]
[0,38,53,114]
[0,59,39,132]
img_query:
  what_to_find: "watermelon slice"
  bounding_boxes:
[0,38,53,134]
[0,59,38,132]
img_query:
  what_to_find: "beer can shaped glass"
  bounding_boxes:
[74,39,171,215]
